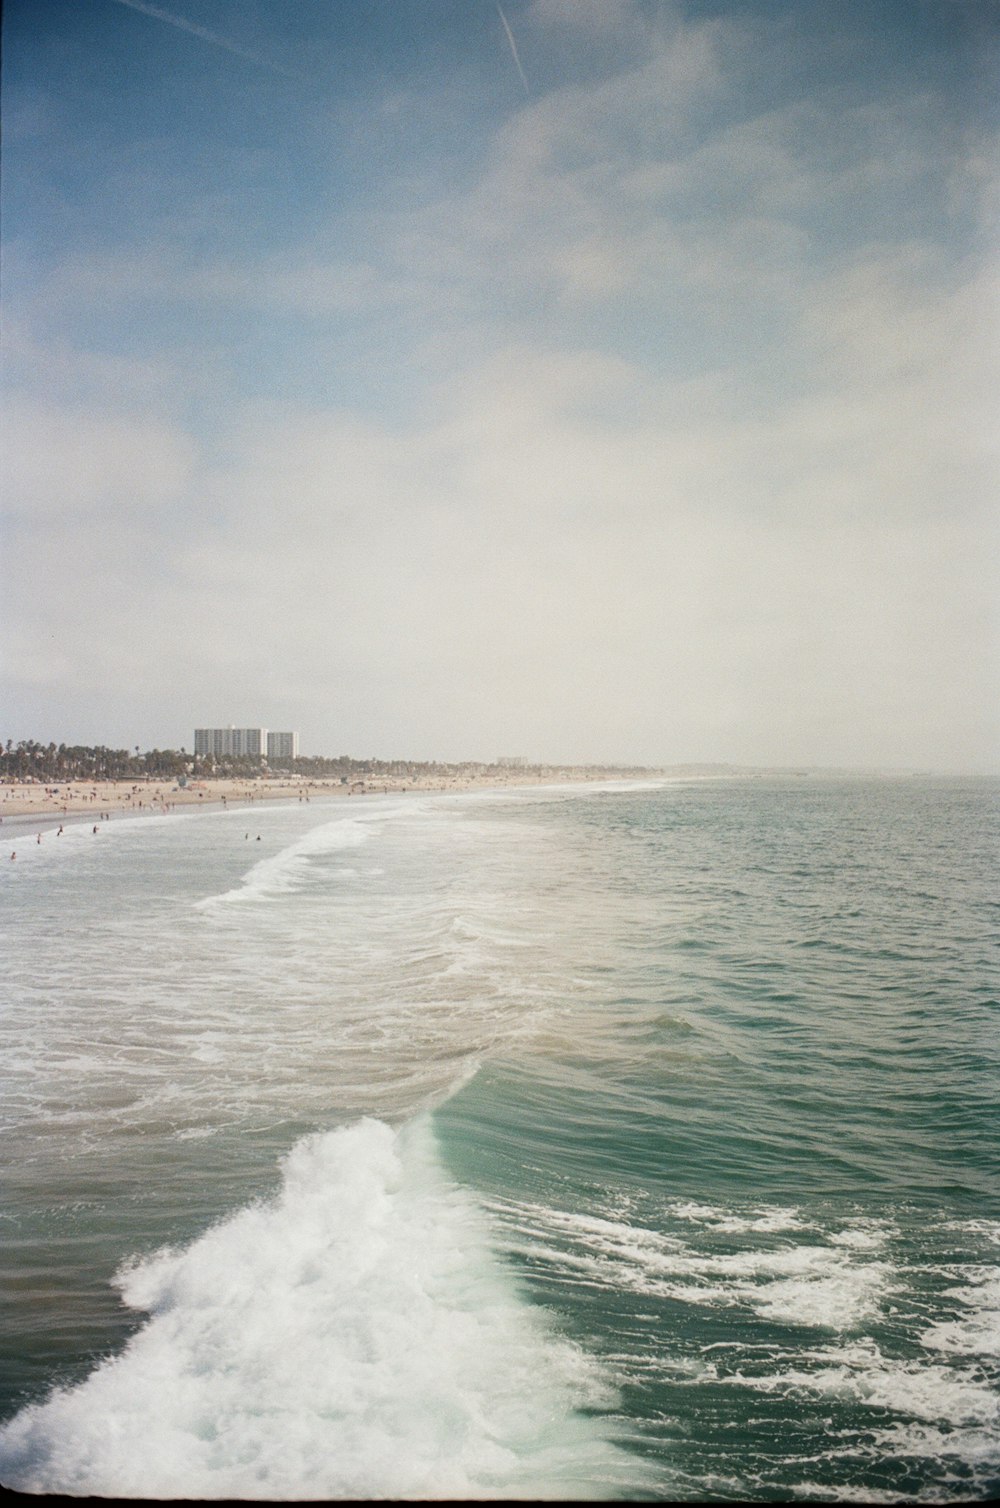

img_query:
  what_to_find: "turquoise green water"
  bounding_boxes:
[1,777,997,1499]
[436,780,1000,1500]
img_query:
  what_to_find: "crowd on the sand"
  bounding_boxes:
[1,775,397,858]
[2,769,645,855]
[1,775,376,829]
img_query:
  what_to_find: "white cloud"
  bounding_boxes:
[1,400,195,517]
[22,294,978,764]
[3,2,996,767]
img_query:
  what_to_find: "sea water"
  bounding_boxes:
[0,777,997,1501]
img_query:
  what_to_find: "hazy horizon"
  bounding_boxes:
[2,1,998,774]
[0,733,993,781]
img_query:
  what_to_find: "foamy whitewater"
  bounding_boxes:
[1,777,997,1500]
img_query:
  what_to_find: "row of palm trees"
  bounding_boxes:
[1,742,494,782]
[1,740,194,782]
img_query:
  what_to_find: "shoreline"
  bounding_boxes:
[0,769,674,834]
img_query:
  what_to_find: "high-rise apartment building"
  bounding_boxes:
[194,727,268,759]
[266,731,299,759]
[194,727,300,760]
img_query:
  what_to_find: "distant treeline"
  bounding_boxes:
[1,740,660,783]
[2,740,192,781]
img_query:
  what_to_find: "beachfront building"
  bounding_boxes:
[266,730,299,759]
[194,727,268,759]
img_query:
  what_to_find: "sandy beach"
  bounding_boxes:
[0,768,659,830]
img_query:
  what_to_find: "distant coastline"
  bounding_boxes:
[0,758,950,834]
[0,765,685,829]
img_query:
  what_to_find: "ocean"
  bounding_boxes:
[0,776,997,1501]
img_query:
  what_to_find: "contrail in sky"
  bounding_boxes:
[496,3,530,95]
[109,0,299,78]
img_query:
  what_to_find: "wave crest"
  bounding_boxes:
[0,1117,650,1501]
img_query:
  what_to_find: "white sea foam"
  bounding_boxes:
[828,1227,890,1251]
[783,1478,947,1504]
[493,1203,893,1331]
[943,1218,1000,1246]
[743,1254,892,1330]
[0,1117,648,1502]
[195,813,378,908]
[919,1269,1000,1357]
[729,1337,1000,1429]
[861,1418,1000,1468]
[670,1200,808,1234]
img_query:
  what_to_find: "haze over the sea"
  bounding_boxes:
[1,0,997,771]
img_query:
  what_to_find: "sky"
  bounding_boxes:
[1,0,998,769]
